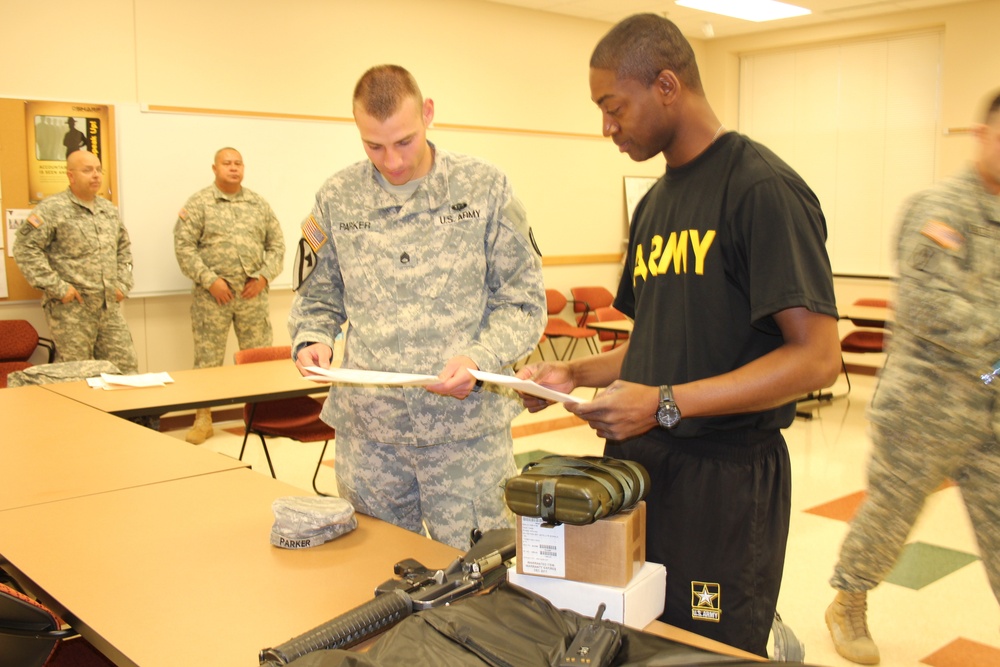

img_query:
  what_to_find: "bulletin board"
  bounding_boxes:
[1,98,118,302]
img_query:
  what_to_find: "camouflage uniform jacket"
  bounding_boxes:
[870,165,1000,430]
[14,189,133,304]
[288,146,546,445]
[174,184,285,290]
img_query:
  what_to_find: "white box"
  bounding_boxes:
[507,561,666,629]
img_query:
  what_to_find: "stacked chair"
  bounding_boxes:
[541,289,597,361]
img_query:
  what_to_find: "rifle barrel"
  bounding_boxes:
[259,589,412,665]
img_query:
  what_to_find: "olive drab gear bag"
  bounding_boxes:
[504,455,650,525]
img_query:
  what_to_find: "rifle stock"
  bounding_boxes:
[259,528,515,666]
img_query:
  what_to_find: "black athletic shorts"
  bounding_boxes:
[607,429,791,657]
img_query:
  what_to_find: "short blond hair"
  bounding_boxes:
[353,65,422,121]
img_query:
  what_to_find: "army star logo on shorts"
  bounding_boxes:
[691,581,721,622]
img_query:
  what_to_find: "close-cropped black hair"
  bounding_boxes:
[590,13,703,94]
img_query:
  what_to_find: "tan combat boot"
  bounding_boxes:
[185,408,214,444]
[826,590,880,664]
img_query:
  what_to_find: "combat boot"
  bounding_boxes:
[825,590,879,664]
[185,408,214,444]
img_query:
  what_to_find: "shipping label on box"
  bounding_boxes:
[516,501,646,587]
[518,516,567,578]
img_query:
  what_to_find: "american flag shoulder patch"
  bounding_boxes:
[178,207,188,220]
[27,214,42,228]
[920,219,964,250]
[302,215,327,253]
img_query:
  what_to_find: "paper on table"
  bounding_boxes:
[304,366,439,386]
[468,369,586,404]
[88,372,175,390]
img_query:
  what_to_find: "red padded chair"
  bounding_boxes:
[234,346,335,495]
[838,299,891,396]
[0,320,56,389]
[543,289,597,361]
[592,306,631,352]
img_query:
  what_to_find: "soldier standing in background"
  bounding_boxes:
[288,65,545,550]
[174,147,285,444]
[14,149,139,375]
[826,90,1000,665]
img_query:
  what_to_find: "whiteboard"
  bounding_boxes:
[116,103,367,296]
[113,103,652,296]
[624,176,658,226]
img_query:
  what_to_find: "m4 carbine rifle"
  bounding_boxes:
[259,528,516,666]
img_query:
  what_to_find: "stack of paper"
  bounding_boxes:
[304,366,585,404]
[87,372,175,390]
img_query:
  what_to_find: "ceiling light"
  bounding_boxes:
[675,0,811,22]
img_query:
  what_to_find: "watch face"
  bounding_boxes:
[657,401,680,429]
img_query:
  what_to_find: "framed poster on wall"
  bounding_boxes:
[24,100,116,203]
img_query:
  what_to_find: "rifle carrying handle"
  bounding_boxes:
[259,589,413,665]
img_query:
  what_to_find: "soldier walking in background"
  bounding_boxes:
[826,89,1000,665]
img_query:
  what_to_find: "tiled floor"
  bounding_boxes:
[165,372,1000,665]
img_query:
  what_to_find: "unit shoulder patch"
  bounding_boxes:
[292,238,318,291]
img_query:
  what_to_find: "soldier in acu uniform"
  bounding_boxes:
[14,150,138,375]
[174,148,285,444]
[826,90,1000,665]
[288,65,545,550]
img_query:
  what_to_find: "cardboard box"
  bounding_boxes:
[508,561,666,629]
[516,501,645,587]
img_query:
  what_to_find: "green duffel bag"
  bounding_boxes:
[504,455,650,526]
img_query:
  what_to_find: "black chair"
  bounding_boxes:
[0,582,114,667]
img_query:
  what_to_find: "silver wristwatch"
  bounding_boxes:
[656,384,681,429]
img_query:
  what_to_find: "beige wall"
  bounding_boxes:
[698,0,999,178]
[1,0,994,374]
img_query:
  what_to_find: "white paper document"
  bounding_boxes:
[87,372,175,390]
[304,366,439,386]
[468,369,586,404]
